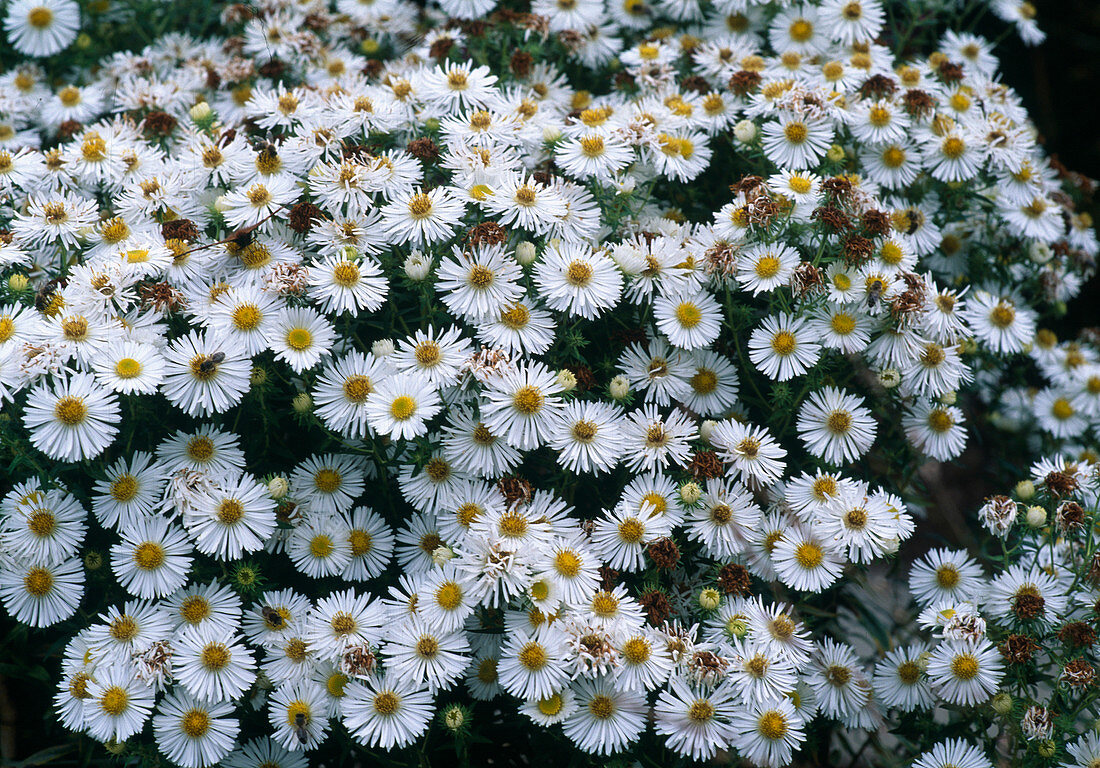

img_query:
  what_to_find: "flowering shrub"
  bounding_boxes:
[0,0,1097,766]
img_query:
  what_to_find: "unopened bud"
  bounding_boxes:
[1015,480,1035,501]
[609,374,630,400]
[679,481,702,505]
[291,393,312,414]
[556,369,577,392]
[1025,505,1047,528]
[268,477,289,499]
[404,251,432,280]
[991,692,1012,715]
[516,241,537,265]
[698,588,721,611]
[733,119,756,143]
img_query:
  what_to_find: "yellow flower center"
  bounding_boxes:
[54,396,87,426]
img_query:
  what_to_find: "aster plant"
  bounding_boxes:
[0,0,1097,767]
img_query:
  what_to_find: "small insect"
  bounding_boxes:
[866,279,885,308]
[33,278,62,312]
[261,605,286,630]
[902,209,921,236]
[293,712,309,744]
[197,352,226,375]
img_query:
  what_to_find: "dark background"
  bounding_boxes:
[997,0,1100,331]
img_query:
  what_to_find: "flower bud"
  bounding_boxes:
[609,374,630,400]
[432,545,455,566]
[213,195,231,212]
[542,124,562,142]
[699,419,717,443]
[991,692,1013,715]
[556,369,577,392]
[515,240,538,265]
[404,251,432,280]
[1038,740,1056,759]
[878,368,901,389]
[826,144,845,162]
[1025,505,1047,528]
[882,536,900,555]
[189,102,214,130]
[698,588,721,611]
[733,119,756,143]
[442,704,468,732]
[679,481,702,505]
[938,391,957,406]
[1029,241,1053,264]
[372,339,396,357]
[76,32,92,50]
[7,273,29,292]
[360,38,380,54]
[1015,480,1035,501]
[250,365,267,386]
[268,477,289,499]
[291,393,312,414]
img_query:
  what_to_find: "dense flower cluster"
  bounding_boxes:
[0,0,1096,766]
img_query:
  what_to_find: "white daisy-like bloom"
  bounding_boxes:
[84,663,156,742]
[963,290,1036,355]
[185,473,277,560]
[110,516,192,599]
[795,386,877,465]
[0,556,83,628]
[808,638,873,722]
[872,642,934,712]
[164,580,242,636]
[306,588,387,660]
[925,637,1004,706]
[761,112,833,169]
[206,283,281,357]
[288,513,353,579]
[267,681,331,751]
[2,486,86,564]
[475,295,556,357]
[619,404,698,473]
[908,548,986,607]
[771,523,845,593]
[91,341,165,395]
[152,690,239,768]
[242,589,313,648]
[161,332,251,418]
[23,371,119,462]
[617,337,693,406]
[175,624,257,703]
[480,361,564,450]
[435,243,523,321]
[342,673,435,750]
[392,325,473,388]
[3,0,79,57]
[653,290,722,350]
[654,676,738,761]
[986,562,1069,629]
[748,312,821,381]
[730,696,806,768]
[86,599,174,664]
[222,736,308,768]
[737,243,801,296]
[561,675,648,756]
[903,400,968,461]
[365,371,443,441]
[222,176,300,229]
[308,251,388,315]
[591,500,671,572]
[911,738,994,768]
[290,453,368,516]
[555,132,634,181]
[340,506,394,581]
[267,306,335,373]
[383,616,471,694]
[381,186,467,247]
[533,242,624,320]
[498,625,572,701]
[711,419,788,487]
[312,351,392,439]
[521,687,578,727]
[546,399,624,474]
